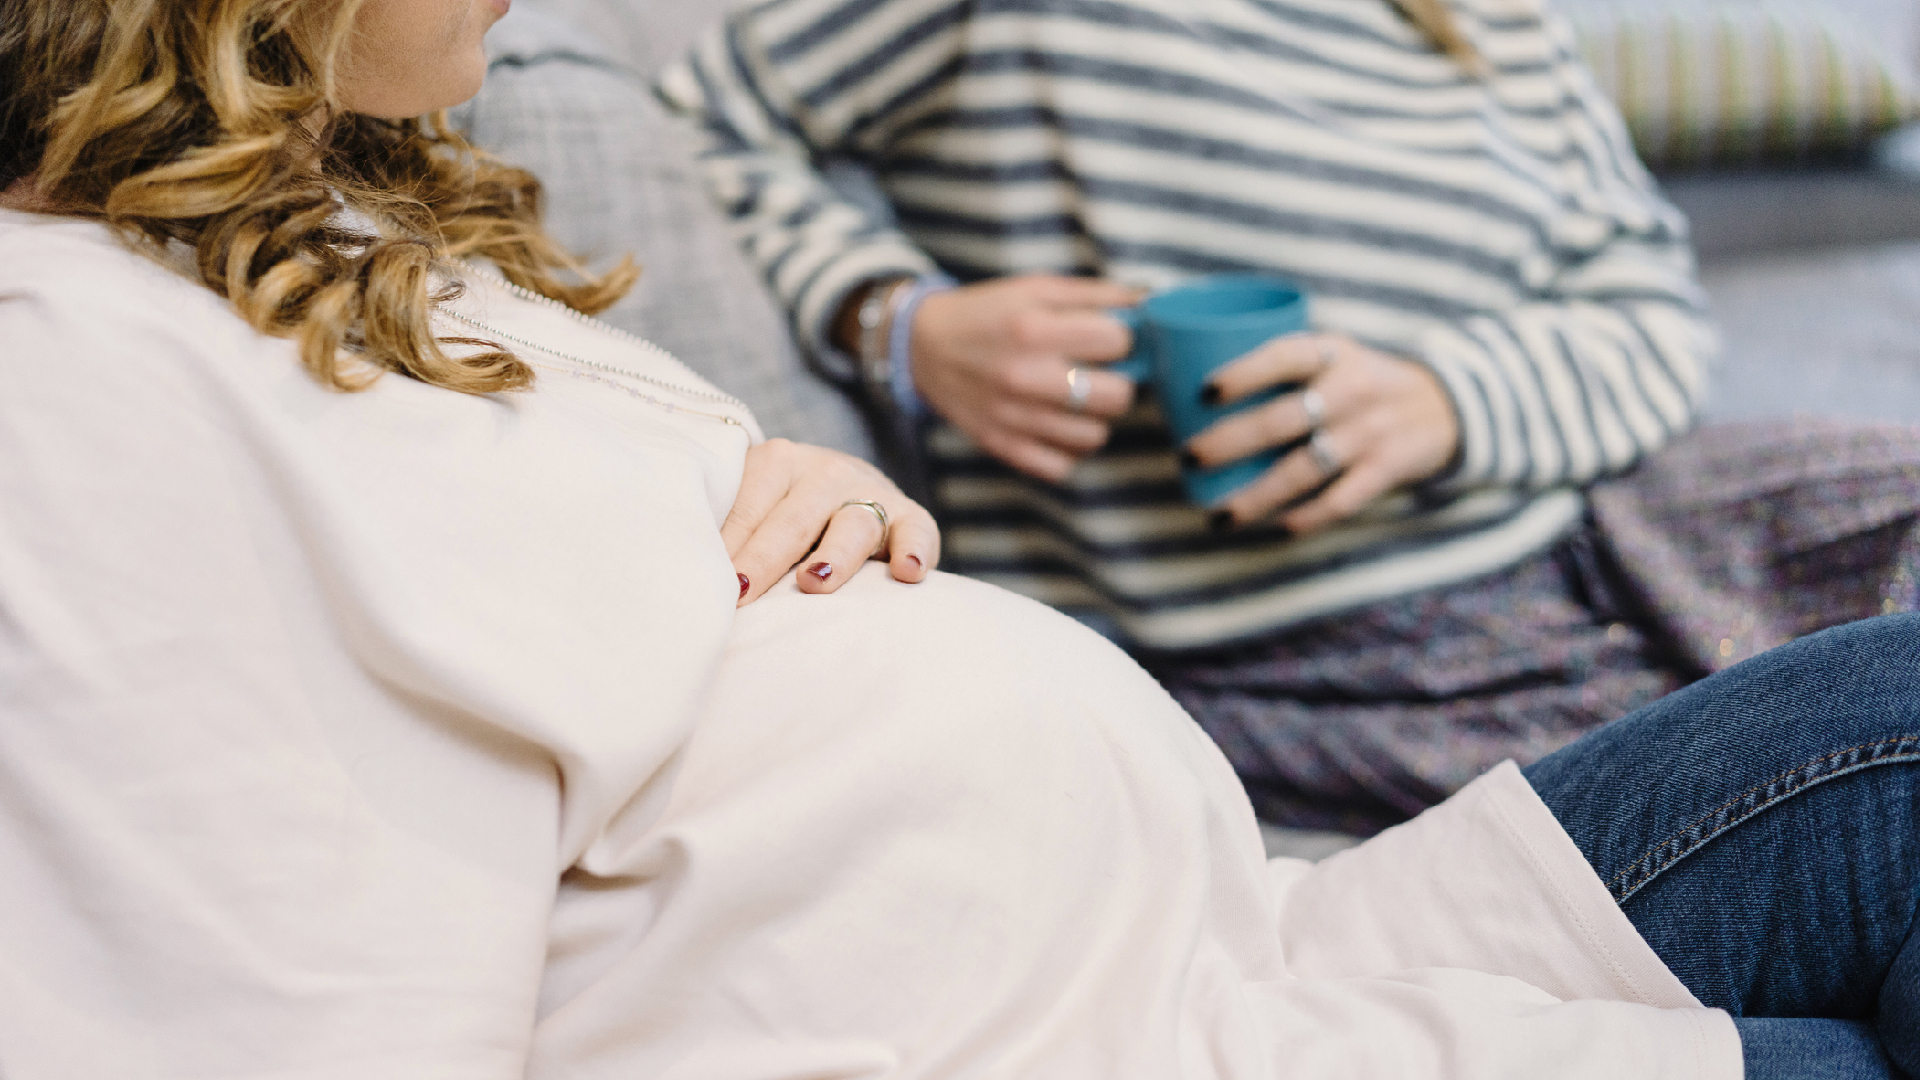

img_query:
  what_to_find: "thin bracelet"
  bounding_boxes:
[886,274,958,419]
[856,277,915,401]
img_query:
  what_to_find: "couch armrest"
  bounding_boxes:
[1666,166,1920,264]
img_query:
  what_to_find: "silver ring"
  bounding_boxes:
[839,499,891,557]
[1065,366,1094,414]
[1317,336,1338,373]
[1306,429,1344,477]
[1299,387,1327,429]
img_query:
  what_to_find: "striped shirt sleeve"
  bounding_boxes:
[656,0,959,379]
[1417,13,1719,491]
[1418,240,1718,491]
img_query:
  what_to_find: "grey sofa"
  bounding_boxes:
[1687,173,1920,425]
[458,3,877,460]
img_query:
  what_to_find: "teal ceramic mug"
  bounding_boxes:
[1111,274,1311,506]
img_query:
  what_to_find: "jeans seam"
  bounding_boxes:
[1606,733,1920,903]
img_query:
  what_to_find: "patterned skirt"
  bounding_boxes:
[1143,419,1920,836]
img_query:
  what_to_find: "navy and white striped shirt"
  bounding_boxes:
[660,0,1717,649]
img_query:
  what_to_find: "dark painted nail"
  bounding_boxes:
[1199,383,1223,407]
[806,561,834,581]
[737,573,750,599]
[1179,449,1201,470]
[1208,509,1235,533]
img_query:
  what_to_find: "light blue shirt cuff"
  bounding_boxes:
[888,273,958,420]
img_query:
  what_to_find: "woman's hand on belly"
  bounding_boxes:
[1185,333,1461,535]
[724,439,940,605]
[909,275,1144,482]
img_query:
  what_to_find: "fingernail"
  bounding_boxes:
[806,561,834,581]
[907,554,924,572]
[1208,509,1235,533]
[1179,449,1201,470]
[1200,383,1223,407]
[737,573,750,599]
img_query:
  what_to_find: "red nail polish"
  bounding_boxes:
[806,562,833,581]
[737,573,750,599]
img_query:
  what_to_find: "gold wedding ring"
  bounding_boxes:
[840,499,892,557]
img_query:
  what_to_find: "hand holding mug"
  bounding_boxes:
[1184,333,1460,535]
[908,274,1144,482]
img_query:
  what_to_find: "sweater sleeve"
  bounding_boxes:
[1416,22,1720,492]
[0,255,560,1080]
[655,0,965,380]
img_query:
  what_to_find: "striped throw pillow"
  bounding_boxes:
[1559,0,1920,168]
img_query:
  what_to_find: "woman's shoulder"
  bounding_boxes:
[0,210,274,386]
[0,209,284,441]
[0,210,241,331]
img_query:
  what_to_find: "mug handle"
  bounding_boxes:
[1108,307,1153,382]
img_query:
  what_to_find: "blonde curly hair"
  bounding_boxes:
[0,0,636,394]
[1392,0,1484,74]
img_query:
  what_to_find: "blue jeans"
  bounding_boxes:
[1523,614,1920,1079]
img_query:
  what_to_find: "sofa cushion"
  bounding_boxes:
[455,3,876,459]
[1700,240,1920,425]
[505,0,737,78]
[1560,0,1920,168]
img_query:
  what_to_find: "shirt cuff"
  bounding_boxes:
[797,247,939,381]
[887,273,958,419]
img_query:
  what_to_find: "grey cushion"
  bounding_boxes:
[510,0,740,78]
[1701,241,1920,425]
[454,3,876,459]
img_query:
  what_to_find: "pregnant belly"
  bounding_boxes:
[526,565,1282,1079]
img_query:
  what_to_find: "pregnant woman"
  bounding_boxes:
[0,0,1912,1076]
